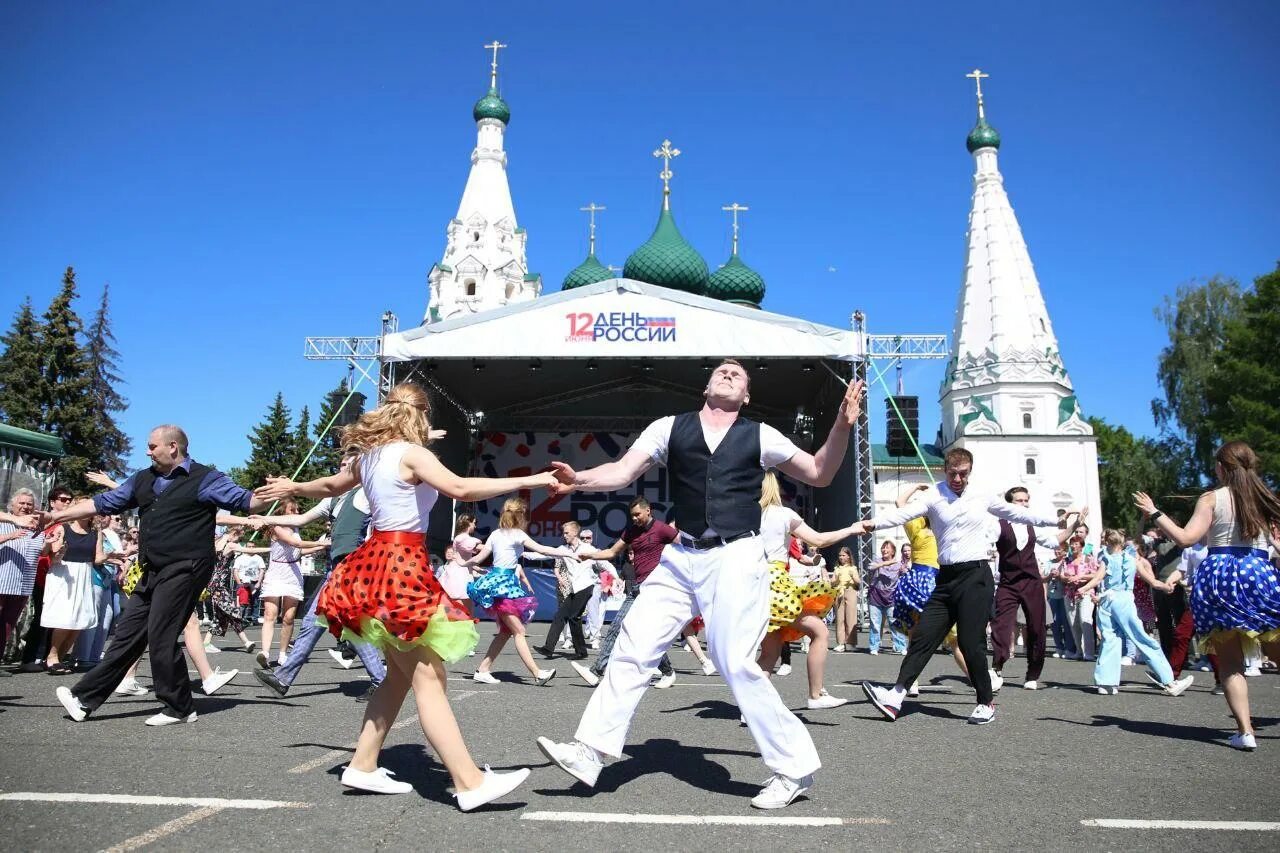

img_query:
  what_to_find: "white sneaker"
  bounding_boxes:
[243,641,257,653]
[806,690,848,710]
[1212,684,1225,695]
[775,664,793,677]
[203,644,221,654]
[1121,656,1134,666]
[202,668,238,695]
[832,644,846,653]
[55,685,87,722]
[653,671,676,689]
[907,680,920,698]
[341,765,412,794]
[1244,664,1262,677]
[145,710,198,726]
[455,765,531,812]
[861,682,902,721]
[751,773,813,809]
[1096,685,1118,695]
[701,659,717,677]
[329,649,356,669]
[1229,732,1258,751]
[570,661,599,686]
[1164,674,1194,697]
[590,640,600,650]
[1023,680,1039,691]
[535,668,557,686]
[536,737,603,787]
[967,703,996,725]
[472,671,499,684]
[114,678,148,696]
[988,670,1004,692]
[800,637,811,653]
[1052,652,1062,659]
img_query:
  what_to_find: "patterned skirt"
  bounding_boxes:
[1190,546,1280,653]
[207,555,245,637]
[467,567,538,633]
[316,530,477,662]
[766,561,838,643]
[892,563,938,633]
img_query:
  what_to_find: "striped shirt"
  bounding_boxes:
[0,522,46,596]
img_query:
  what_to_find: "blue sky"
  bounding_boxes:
[2,2,1277,473]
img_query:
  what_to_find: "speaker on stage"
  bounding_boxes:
[338,391,367,427]
[886,395,919,457]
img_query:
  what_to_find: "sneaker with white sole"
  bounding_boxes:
[1244,664,1262,677]
[202,668,238,695]
[653,671,676,689]
[203,644,221,654]
[861,682,902,721]
[1096,685,1118,695]
[145,710,198,726]
[1212,684,1225,695]
[455,765,531,812]
[329,649,356,669]
[570,661,599,686]
[967,703,996,725]
[1229,732,1258,751]
[907,680,920,698]
[775,664,792,677]
[1163,674,1194,697]
[472,671,499,684]
[535,668,557,686]
[341,765,412,794]
[536,737,603,787]
[1121,656,1134,666]
[114,678,148,697]
[988,670,1004,693]
[243,641,256,653]
[701,659,717,677]
[1023,680,1039,690]
[55,685,88,721]
[806,690,848,710]
[751,773,813,809]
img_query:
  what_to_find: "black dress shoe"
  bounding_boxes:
[532,646,556,659]
[355,683,377,702]
[570,653,590,661]
[253,667,289,698]
[17,661,45,673]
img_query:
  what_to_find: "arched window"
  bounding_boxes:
[1022,412,1032,429]
[1025,457,1037,475]
[464,279,477,297]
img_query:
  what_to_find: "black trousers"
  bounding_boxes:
[20,583,49,665]
[897,561,995,704]
[542,587,593,656]
[74,558,213,718]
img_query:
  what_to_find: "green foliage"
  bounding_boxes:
[84,283,132,477]
[311,378,365,475]
[39,267,96,490]
[0,298,45,429]
[1152,276,1242,482]
[1090,416,1195,533]
[1205,263,1280,488]
[241,393,295,491]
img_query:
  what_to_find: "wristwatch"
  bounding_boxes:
[1149,510,1164,523]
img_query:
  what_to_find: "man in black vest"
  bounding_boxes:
[990,487,1072,691]
[45,425,270,726]
[537,360,864,810]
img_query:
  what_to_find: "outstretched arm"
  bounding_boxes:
[463,543,493,567]
[776,380,865,487]
[576,537,627,562]
[1135,491,1213,548]
[897,483,929,508]
[402,446,560,501]
[520,534,576,559]
[256,468,361,502]
[790,518,863,551]
[549,449,656,496]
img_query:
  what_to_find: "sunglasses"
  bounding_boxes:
[52,496,72,503]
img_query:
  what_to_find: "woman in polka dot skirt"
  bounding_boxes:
[1135,441,1280,751]
[255,383,561,810]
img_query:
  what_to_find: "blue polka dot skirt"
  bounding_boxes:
[1190,547,1280,652]
[892,563,938,633]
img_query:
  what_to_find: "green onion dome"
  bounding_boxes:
[707,252,765,307]
[473,87,510,124]
[623,209,709,295]
[966,116,1000,153]
[562,251,613,290]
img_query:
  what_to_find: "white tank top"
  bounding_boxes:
[359,442,439,532]
[486,527,526,569]
[761,504,801,562]
[1208,487,1270,549]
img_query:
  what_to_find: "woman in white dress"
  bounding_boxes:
[41,513,109,674]
[258,498,328,667]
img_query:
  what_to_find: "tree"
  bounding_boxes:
[1152,276,1241,482]
[311,377,366,474]
[1090,417,1194,534]
[1205,263,1280,488]
[83,283,132,476]
[0,298,45,429]
[290,405,322,484]
[239,393,295,491]
[39,267,96,489]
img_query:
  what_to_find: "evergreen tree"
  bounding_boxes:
[312,377,366,474]
[241,393,295,491]
[84,283,132,476]
[39,267,96,489]
[291,405,321,483]
[0,297,45,429]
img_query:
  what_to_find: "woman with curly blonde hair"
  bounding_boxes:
[256,383,561,809]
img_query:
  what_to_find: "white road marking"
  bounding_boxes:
[520,810,889,827]
[0,792,309,809]
[1082,819,1280,831]
[99,805,225,852]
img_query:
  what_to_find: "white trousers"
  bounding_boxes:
[574,535,821,780]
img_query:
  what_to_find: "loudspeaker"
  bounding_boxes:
[886,395,919,457]
[337,391,367,427]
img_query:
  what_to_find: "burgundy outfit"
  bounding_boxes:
[991,519,1048,681]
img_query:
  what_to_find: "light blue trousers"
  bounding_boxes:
[1094,591,1172,687]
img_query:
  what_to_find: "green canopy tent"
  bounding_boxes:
[0,423,63,507]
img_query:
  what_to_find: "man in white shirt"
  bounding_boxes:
[534,522,598,660]
[859,447,1079,725]
[233,551,265,623]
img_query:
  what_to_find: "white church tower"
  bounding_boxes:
[425,41,541,324]
[939,69,1099,524]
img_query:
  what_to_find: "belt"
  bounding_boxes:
[369,529,425,545]
[678,530,758,551]
[940,559,989,571]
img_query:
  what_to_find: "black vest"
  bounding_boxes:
[995,518,1039,582]
[135,462,219,568]
[667,412,764,539]
[329,488,370,561]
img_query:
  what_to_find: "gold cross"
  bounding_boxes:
[653,139,681,209]
[580,203,606,255]
[721,202,749,255]
[485,41,508,89]
[966,68,989,119]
